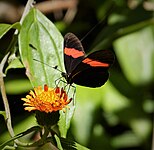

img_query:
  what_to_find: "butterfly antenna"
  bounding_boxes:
[80,4,115,42]
[33,58,63,73]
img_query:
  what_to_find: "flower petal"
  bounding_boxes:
[21,85,72,113]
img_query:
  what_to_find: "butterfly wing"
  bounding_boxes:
[64,33,85,74]
[70,50,114,87]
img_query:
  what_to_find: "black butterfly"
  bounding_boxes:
[62,33,114,88]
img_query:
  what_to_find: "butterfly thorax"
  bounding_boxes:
[61,72,73,85]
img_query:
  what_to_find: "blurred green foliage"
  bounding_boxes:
[0,0,153,150]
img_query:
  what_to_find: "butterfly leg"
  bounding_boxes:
[55,76,65,87]
[64,84,76,105]
[54,77,76,105]
[71,84,76,105]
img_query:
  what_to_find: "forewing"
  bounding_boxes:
[64,33,85,74]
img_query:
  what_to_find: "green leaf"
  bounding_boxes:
[92,7,154,50]
[114,26,154,85]
[19,8,75,137]
[0,22,20,39]
[111,132,141,148]
[58,103,75,137]
[5,54,24,74]
[54,135,63,150]
[60,137,90,150]
[0,116,37,144]
[130,119,152,140]
[72,86,104,144]
[101,82,130,113]
[5,79,32,94]
[2,145,15,150]
[0,126,41,149]
[0,111,6,119]
[19,8,63,87]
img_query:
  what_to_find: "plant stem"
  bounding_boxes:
[0,53,25,147]
[0,53,15,138]
[94,18,154,50]
[0,0,34,147]
[152,117,154,150]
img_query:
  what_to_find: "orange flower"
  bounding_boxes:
[21,85,72,113]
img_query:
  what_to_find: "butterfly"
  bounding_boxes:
[61,32,114,88]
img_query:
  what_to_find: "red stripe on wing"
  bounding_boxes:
[64,47,85,58]
[83,58,109,67]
